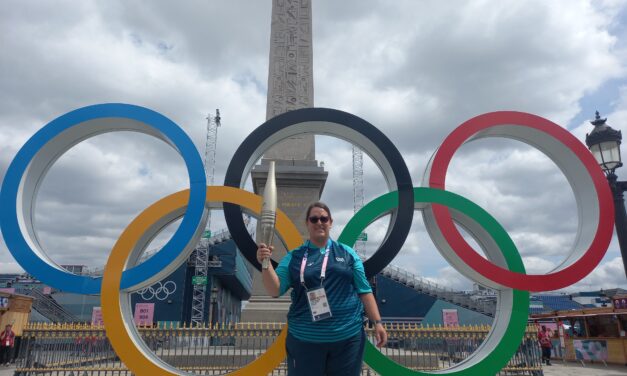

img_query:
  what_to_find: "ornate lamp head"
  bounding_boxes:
[586,111,622,174]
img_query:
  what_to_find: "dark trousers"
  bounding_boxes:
[286,330,365,376]
[0,346,12,364]
[541,347,551,364]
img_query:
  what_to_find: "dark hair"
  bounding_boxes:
[305,201,332,221]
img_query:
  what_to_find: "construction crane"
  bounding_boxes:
[352,145,366,259]
[191,109,221,325]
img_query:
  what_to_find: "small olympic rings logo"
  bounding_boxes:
[137,281,177,301]
[0,103,614,375]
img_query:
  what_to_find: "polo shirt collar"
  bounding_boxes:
[305,238,333,254]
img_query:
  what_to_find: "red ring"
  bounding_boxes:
[428,111,614,291]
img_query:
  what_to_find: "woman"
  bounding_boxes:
[257,201,387,376]
[0,324,15,366]
[538,325,553,366]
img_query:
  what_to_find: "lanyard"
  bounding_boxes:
[300,242,331,289]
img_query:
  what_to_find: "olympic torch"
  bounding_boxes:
[259,161,277,269]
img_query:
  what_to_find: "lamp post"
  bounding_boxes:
[585,111,627,278]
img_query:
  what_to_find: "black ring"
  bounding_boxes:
[224,108,414,277]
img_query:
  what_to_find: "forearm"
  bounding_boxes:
[361,292,388,347]
[262,265,281,297]
[360,293,382,322]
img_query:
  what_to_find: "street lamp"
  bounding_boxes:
[585,111,627,278]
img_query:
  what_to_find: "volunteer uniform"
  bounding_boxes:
[0,327,15,365]
[275,238,371,376]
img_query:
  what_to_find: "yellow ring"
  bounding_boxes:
[102,186,302,375]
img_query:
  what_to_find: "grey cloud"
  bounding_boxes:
[314,1,622,156]
[95,1,271,79]
[1,1,625,291]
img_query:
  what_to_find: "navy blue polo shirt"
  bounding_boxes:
[275,238,372,343]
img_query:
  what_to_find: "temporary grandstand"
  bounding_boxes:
[528,294,583,314]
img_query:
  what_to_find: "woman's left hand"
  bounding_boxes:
[375,323,387,348]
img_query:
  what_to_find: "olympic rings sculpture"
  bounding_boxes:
[137,281,177,301]
[0,103,614,376]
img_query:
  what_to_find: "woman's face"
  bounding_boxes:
[306,207,333,245]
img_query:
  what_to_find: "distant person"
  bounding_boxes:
[257,201,387,376]
[538,325,552,366]
[0,324,15,366]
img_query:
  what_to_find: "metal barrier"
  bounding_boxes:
[15,323,543,375]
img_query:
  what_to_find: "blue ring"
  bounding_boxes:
[0,103,206,294]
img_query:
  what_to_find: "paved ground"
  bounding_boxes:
[0,365,14,376]
[0,363,624,375]
[542,361,627,375]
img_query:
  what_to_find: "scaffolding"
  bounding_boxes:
[191,109,221,325]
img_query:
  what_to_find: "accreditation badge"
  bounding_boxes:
[306,287,332,322]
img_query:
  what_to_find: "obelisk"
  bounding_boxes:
[242,0,327,323]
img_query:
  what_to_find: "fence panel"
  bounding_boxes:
[15,323,543,375]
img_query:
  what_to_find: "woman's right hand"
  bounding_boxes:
[257,243,274,265]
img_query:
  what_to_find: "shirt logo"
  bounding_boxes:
[307,262,314,267]
[335,257,345,262]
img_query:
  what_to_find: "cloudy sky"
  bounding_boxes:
[1,0,627,294]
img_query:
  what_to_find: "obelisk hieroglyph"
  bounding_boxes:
[263,0,315,159]
[242,0,327,323]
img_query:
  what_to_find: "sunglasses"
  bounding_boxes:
[308,216,330,224]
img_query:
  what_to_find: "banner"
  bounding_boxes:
[574,340,608,361]
[613,296,627,309]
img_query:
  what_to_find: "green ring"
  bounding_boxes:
[338,188,530,376]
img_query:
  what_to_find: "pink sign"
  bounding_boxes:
[91,307,103,326]
[442,309,459,327]
[0,288,15,294]
[134,303,155,326]
[42,286,52,295]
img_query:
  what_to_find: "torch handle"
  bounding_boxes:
[259,210,276,269]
